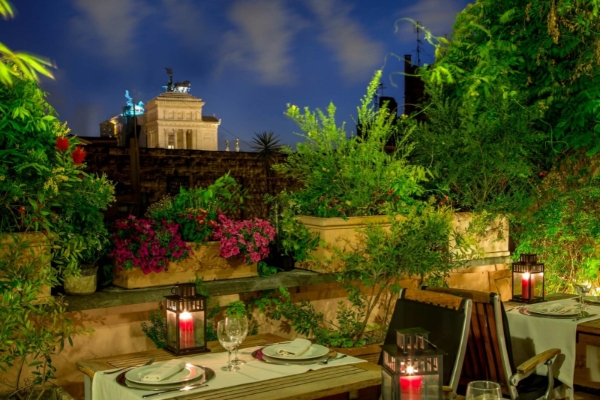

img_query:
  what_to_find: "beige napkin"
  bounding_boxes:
[277,339,312,357]
[140,360,186,382]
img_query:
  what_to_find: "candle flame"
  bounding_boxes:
[406,366,414,374]
[180,311,192,320]
[523,272,530,279]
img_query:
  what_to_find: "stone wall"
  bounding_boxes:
[83,145,295,219]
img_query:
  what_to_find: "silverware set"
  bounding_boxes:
[103,357,155,375]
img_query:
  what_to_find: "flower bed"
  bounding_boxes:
[113,241,258,289]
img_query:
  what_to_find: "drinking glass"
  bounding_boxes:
[230,315,249,366]
[574,280,592,314]
[466,381,502,400]
[217,319,242,372]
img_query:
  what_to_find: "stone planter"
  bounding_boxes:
[298,213,510,273]
[64,264,98,295]
[0,232,52,303]
[296,215,390,272]
[451,212,510,259]
[113,241,258,289]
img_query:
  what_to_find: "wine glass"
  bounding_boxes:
[230,315,249,366]
[574,280,592,315]
[217,319,242,372]
[466,381,502,400]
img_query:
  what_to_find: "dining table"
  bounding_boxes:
[504,294,600,394]
[76,333,382,400]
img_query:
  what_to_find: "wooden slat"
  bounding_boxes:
[173,363,381,400]
[403,288,464,310]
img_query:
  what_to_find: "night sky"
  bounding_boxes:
[2,0,471,150]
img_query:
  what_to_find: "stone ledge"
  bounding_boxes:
[65,269,336,312]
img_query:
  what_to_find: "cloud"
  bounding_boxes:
[161,0,209,49]
[395,0,465,39]
[69,0,153,67]
[306,0,384,82]
[220,0,302,86]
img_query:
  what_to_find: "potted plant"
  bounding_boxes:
[262,191,319,272]
[112,174,276,288]
[258,200,467,349]
[273,71,430,271]
[0,73,115,304]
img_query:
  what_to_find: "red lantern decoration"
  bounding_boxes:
[164,283,209,355]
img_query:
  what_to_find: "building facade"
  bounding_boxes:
[99,84,220,150]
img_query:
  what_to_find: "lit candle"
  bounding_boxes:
[522,273,530,300]
[399,366,422,400]
[179,311,194,348]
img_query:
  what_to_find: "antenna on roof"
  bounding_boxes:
[414,21,422,66]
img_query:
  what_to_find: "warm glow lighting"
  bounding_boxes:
[406,365,414,374]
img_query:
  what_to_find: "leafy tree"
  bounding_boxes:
[0,0,54,85]
[420,0,600,156]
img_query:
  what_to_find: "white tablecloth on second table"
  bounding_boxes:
[92,346,367,400]
[506,298,599,389]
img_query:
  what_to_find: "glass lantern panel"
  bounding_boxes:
[513,271,531,299]
[166,309,177,348]
[381,368,393,400]
[532,272,544,298]
[191,310,205,348]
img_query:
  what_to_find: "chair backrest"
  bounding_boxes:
[379,288,472,393]
[423,287,517,398]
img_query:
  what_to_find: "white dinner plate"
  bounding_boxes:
[527,303,580,317]
[262,343,329,360]
[125,362,202,386]
[584,296,600,304]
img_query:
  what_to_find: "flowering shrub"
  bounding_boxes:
[112,216,191,274]
[214,215,276,264]
[175,207,222,243]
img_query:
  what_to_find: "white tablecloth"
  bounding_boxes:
[92,346,367,400]
[506,298,598,389]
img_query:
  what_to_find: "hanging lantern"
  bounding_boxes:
[511,254,545,304]
[381,328,445,400]
[164,283,209,355]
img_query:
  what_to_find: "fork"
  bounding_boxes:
[321,354,347,364]
[103,357,155,374]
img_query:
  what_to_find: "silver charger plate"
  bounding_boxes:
[252,348,333,365]
[519,307,589,319]
[116,364,215,391]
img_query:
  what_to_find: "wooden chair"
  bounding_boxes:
[379,288,472,398]
[423,287,563,400]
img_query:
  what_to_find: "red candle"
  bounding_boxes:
[399,366,422,400]
[522,273,530,300]
[179,311,194,348]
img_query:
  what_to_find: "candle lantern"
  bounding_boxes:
[382,327,445,400]
[164,283,209,355]
[511,254,545,304]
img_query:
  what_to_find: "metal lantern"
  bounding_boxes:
[511,254,545,304]
[381,328,445,400]
[164,283,209,355]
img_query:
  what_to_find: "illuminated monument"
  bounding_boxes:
[99,68,220,150]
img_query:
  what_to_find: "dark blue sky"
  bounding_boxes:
[3,0,470,150]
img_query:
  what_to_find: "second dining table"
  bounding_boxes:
[505,295,600,392]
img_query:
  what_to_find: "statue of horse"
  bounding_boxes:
[174,80,191,88]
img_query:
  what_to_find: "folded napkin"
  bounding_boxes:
[277,339,312,357]
[141,360,186,382]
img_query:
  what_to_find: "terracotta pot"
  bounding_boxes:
[113,241,258,289]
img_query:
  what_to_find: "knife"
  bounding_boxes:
[141,383,209,398]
